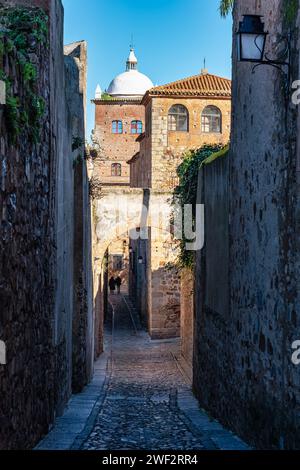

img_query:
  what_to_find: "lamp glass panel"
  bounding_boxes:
[241,33,265,61]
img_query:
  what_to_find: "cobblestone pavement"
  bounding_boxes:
[80,294,250,451]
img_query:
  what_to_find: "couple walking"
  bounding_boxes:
[109,275,122,294]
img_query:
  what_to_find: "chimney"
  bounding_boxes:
[201,68,208,75]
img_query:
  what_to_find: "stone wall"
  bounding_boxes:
[92,187,145,261]
[0,1,93,449]
[193,152,230,436]
[130,96,231,191]
[149,224,181,339]
[93,100,144,185]
[92,187,144,351]
[94,270,105,358]
[129,231,150,327]
[0,1,56,450]
[129,101,152,188]
[193,0,300,449]
[50,0,74,417]
[180,268,194,375]
[64,41,94,393]
[129,226,181,339]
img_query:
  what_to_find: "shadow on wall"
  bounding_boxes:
[0,1,93,450]
[150,265,181,339]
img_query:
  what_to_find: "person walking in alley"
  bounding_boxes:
[115,275,122,294]
[109,276,116,294]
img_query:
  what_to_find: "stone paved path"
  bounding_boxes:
[37,294,250,450]
[82,295,249,451]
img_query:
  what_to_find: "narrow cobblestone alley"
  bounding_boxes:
[38,295,249,451]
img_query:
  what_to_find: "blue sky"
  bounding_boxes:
[62,0,233,138]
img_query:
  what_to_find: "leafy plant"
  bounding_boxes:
[72,136,85,152]
[5,96,21,142]
[21,62,37,82]
[219,0,234,17]
[89,176,103,199]
[172,144,225,268]
[101,92,113,101]
[0,6,48,144]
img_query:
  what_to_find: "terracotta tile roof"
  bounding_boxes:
[147,73,231,98]
[91,97,142,104]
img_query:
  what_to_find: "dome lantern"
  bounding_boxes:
[126,48,138,71]
[95,84,102,99]
[107,47,154,98]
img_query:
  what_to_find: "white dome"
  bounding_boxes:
[106,47,153,98]
[107,69,153,98]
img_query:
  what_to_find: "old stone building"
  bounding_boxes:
[129,72,231,190]
[91,48,153,347]
[0,0,93,449]
[92,69,231,341]
[128,72,231,342]
[92,48,153,186]
[193,0,300,450]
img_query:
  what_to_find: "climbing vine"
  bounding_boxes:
[89,176,103,200]
[0,6,48,144]
[172,144,226,269]
[284,0,299,26]
[72,136,85,152]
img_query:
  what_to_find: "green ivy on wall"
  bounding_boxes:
[0,6,48,144]
[171,144,226,269]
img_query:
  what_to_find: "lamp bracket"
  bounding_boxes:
[251,34,291,89]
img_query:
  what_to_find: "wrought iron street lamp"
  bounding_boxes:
[237,15,291,84]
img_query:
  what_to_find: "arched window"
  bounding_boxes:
[111,163,122,176]
[168,105,189,131]
[112,120,123,134]
[201,106,222,133]
[131,120,143,134]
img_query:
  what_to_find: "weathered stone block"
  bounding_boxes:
[0,80,6,105]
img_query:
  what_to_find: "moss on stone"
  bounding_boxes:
[202,144,229,166]
[0,6,48,144]
[284,0,299,26]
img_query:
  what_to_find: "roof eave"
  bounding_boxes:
[145,92,231,100]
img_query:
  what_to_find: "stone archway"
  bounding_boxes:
[92,187,182,345]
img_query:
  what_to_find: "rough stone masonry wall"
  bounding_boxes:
[130,101,152,189]
[180,268,194,376]
[149,218,181,339]
[93,101,144,185]
[193,153,230,437]
[194,0,300,449]
[0,0,58,449]
[0,0,92,449]
[64,41,94,393]
[150,97,231,192]
[129,230,150,328]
